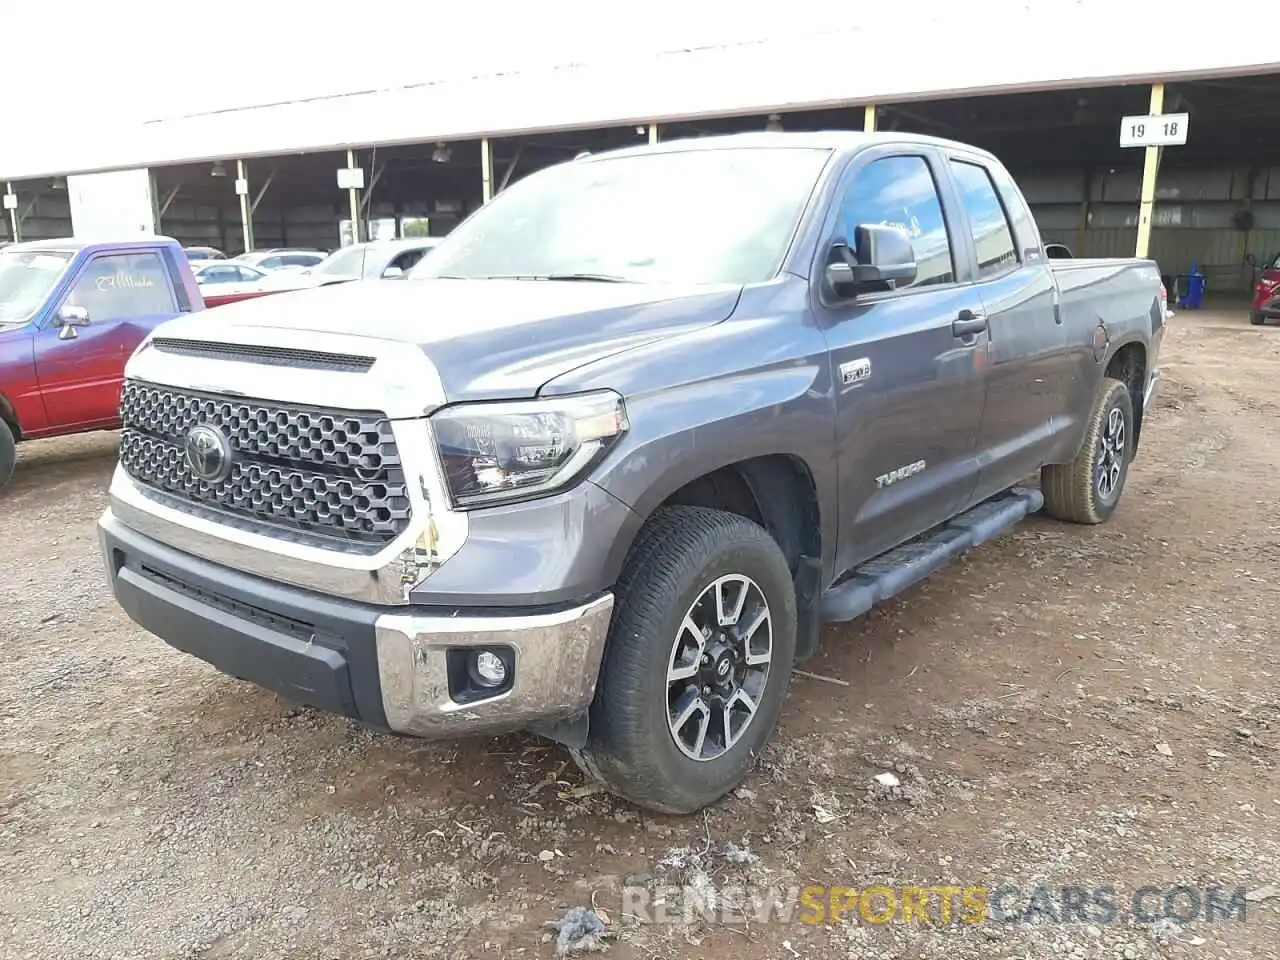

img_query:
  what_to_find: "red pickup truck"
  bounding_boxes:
[0,237,203,491]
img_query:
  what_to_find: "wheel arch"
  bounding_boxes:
[1103,338,1147,452]
[604,452,827,661]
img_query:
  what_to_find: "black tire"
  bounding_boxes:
[1041,377,1134,524]
[572,505,797,814]
[1251,311,1266,326]
[0,419,15,492]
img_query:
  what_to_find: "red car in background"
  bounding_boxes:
[1251,253,1280,325]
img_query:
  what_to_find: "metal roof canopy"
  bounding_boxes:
[4,3,1278,181]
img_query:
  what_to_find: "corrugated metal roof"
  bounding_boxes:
[4,1,1278,180]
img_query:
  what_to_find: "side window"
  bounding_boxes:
[259,256,283,270]
[234,266,261,282]
[201,266,238,284]
[64,252,175,320]
[390,250,426,273]
[950,161,1019,279]
[835,155,955,288]
[987,164,1035,254]
[285,254,319,267]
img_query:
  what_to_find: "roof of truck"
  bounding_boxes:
[582,130,997,161]
[1,236,181,254]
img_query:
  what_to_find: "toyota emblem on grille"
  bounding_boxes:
[184,424,232,483]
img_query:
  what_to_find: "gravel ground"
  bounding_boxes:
[1,307,1278,960]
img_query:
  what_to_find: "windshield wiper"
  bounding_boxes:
[541,272,633,283]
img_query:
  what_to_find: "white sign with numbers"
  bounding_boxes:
[1119,113,1189,148]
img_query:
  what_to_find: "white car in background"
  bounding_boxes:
[193,261,274,307]
[261,238,442,291]
[232,248,328,273]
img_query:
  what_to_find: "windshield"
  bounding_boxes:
[0,249,74,325]
[410,147,831,285]
[315,246,369,277]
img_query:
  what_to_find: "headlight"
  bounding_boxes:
[430,390,628,509]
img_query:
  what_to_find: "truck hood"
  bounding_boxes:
[153,277,743,401]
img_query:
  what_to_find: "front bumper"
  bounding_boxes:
[99,509,614,738]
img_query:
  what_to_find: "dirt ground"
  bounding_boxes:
[2,306,1278,960]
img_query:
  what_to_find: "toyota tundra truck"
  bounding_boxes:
[97,133,1165,814]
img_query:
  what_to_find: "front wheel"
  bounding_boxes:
[1041,377,1134,524]
[1251,311,1267,326]
[0,419,15,492]
[572,506,797,814]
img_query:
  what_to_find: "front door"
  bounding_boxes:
[36,249,181,429]
[818,150,990,576]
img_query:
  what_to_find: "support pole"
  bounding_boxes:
[649,123,659,145]
[346,149,362,244]
[236,160,254,254]
[4,182,19,243]
[481,138,494,204]
[863,104,877,133]
[1135,82,1165,260]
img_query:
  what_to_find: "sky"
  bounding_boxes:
[7,0,1043,127]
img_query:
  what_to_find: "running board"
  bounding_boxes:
[820,486,1045,623]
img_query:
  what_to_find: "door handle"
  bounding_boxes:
[953,309,987,338]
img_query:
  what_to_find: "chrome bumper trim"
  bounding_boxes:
[105,416,467,605]
[374,594,614,737]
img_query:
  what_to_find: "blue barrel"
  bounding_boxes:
[1184,262,1206,309]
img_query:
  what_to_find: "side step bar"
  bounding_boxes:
[820,486,1045,623]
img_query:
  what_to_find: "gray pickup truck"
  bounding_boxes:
[97,132,1166,814]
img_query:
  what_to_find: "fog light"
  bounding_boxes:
[472,650,507,687]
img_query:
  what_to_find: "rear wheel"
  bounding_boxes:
[1251,311,1267,326]
[1041,377,1134,524]
[572,506,797,814]
[0,419,15,492]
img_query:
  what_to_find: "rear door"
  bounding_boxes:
[817,148,990,573]
[944,154,1069,497]
[35,249,181,428]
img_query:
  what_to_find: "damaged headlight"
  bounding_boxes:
[430,390,628,509]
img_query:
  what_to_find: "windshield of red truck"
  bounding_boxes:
[411,146,832,286]
[0,249,74,325]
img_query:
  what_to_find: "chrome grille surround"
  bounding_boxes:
[119,379,411,553]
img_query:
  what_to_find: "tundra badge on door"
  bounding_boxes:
[876,460,926,488]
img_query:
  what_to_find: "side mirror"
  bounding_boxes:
[825,224,918,298]
[56,304,91,340]
[382,266,404,279]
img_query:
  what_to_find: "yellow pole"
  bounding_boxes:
[863,104,877,132]
[346,149,361,244]
[1135,82,1165,260]
[649,123,659,145]
[481,138,493,204]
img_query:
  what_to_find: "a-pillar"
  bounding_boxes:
[1135,82,1166,259]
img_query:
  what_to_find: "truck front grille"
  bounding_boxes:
[118,379,412,552]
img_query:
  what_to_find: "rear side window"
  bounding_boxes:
[950,161,1018,279]
[835,155,955,288]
